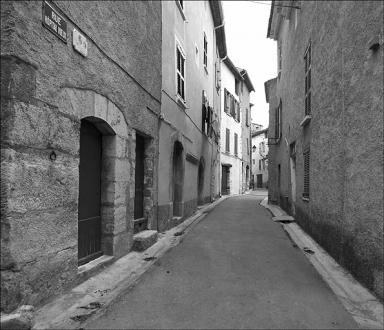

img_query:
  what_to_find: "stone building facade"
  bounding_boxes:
[157,1,225,231]
[266,0,383,300]
[1,1,161,312]
[251,128,268,189]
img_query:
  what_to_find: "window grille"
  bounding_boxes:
[303,149,310,198]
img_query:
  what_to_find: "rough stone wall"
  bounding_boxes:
[1,1,161,312]
[267,1,383,300]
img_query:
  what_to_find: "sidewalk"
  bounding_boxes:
[260,197,384,329]
[32,197,228,330]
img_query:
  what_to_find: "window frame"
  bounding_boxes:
[304,41,312,116]
[203,32,208,71]
[176,40,186,103]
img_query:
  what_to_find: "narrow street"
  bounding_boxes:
[86,193,358,329]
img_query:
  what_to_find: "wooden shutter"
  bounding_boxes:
[226,128,230,153]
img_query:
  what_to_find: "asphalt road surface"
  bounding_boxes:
[86,194,358,329]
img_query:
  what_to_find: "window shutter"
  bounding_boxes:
[226,128,230,153]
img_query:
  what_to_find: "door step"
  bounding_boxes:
[132,230,158,252]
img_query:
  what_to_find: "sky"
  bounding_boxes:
[222,0,277,128]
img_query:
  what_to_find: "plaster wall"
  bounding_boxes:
[267,0,383,300]
[0,0,161,312]
[220,63,243,195]
[158,1,221,231]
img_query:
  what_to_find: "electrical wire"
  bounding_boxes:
[248,1,301,10]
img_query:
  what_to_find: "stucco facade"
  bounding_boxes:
[157,1,225,231]
[220,61,243,195]
[266,0,383,300]
[251,128,269,188]
[1,1,161,312]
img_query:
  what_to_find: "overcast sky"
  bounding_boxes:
[222,0,277,128]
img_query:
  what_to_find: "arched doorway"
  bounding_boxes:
[172,141,184,217]
[78,119,103,265]
[197,158,205,205]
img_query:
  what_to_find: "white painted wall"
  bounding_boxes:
[220,62,243,195]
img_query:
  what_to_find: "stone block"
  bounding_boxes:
[0,305,34,330]
[7,205,77,264]
[1,55,36,101]
[94,93,108,122]
[2,148,79,214]
[132,230,158,252]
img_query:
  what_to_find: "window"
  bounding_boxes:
[246,108,249,126]
[176,45,185,101]
[247,138,249,155]
[236,101,240,122]
[278,41,282,76]
[234,133,238,156]
[225,128,230,153]
[253,159,255,165]
[303,148,310,199]
[262,159,265,170]
[304,42,311,115]
[224,89,230,114]
[275,100,282,140]
[215,59,221,90]
[259,160,262,170]
[235,79,240,96]
[203,33,208,70]
[230,94,235,118]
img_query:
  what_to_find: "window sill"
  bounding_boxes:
[176,1,186,21]
[300,115,312,127]
[302,196,310,202]
[176,94,188,109]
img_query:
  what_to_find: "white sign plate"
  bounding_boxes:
[72,28,88,57]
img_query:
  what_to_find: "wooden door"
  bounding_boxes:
[78,120,102,265]
[134,135,145,220]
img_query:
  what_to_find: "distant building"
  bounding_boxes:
[251,123,264,134]
[266,0,383,300]
[220,58,254,195]
[251,128,268,188]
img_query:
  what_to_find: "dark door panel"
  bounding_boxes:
[78,120,102,265]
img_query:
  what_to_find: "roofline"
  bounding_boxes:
[252,128,268,137]
[209,1,227,59]
[239,69,255,92]
[264,77,277,103]
[223,57,243,81]
[267,0,275,38]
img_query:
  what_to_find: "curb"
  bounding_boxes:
[32,196,229,330]
[260,197,384,329]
